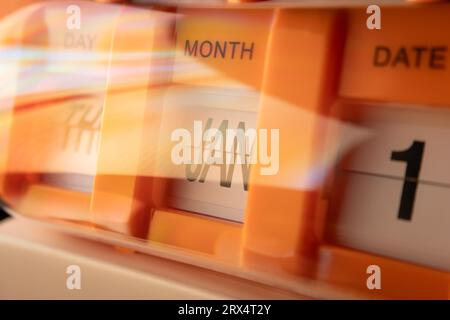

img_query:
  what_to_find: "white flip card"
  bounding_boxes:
[157,85,260,223]
[330,102,450,272]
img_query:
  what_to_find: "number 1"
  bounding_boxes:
[391,140,425,221]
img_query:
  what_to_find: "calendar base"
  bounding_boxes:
[0,217,301,299]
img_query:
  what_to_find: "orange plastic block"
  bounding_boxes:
[14,184,91,222]
[149,210,241,263]
[0,0,42,19]
[2,1,120,214]
[242,9,345,276]
[173,8,273,90]
[142,8,274,251]
[340,5,450,106]
[90,8,175,236]
[318,245,450,299]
